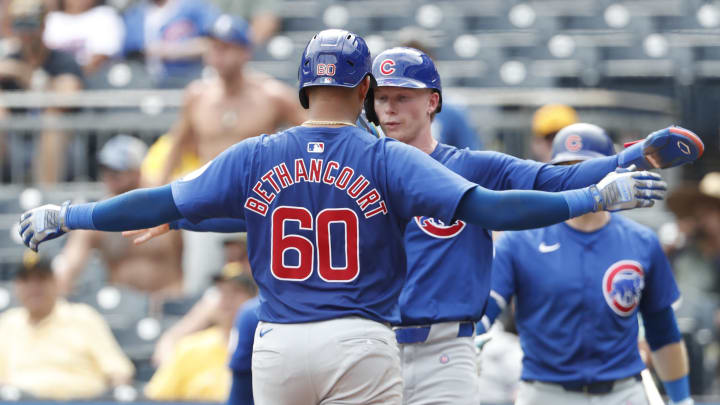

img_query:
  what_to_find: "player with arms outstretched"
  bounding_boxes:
[481,124,693,405]
[20,31,668,405]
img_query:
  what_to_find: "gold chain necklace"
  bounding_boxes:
[302,120,356,127]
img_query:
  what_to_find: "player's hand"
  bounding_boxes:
[18,201,70,251]
[590,167,667,211]
[618,126,704,170]
[122,223,171,245]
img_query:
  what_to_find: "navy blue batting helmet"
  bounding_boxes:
[365,47,442,124]
[551,123,615,164]
[298,29,373,109]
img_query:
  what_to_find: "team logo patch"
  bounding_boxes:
[678,140,691,155]
[565,134,583,152]
[439,354,450,364]
[307,142,325,153]
[602,260,645,317]
[380,59,396,75]
[414,217,466,239]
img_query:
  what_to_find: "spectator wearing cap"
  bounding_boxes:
[0,0,84,184]
[53,135,184,300]
[145,263,257,402]
[0,250,134,400]
[530,104,578,162]
[122,0,220,88]
[665,173,720,331]
[208,0,281,45]
[42,0,125,76]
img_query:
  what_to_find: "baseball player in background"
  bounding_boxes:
[363,47,702,405]
[481,123,693,405]
[19,30,674,404]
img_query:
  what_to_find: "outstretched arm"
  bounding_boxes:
[536,126,704,192]
[455,169,665,231]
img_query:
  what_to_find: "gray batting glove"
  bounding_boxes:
[589,167,667,212]
[18,201,70,251]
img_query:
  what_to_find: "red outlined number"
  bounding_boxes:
[317,63,336,76]
[270,206,359,282]
[271,207,314,281]
[317,209,359,282]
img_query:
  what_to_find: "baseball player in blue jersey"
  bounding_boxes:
[481,123,693,405]
[362,47,702,405]
[19,30,676,404]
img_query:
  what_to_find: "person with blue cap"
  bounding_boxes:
[481,123,693,405]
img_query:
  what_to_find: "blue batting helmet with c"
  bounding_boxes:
[298,29,373,109]
[551,123,615,164]
[365,47,442,124]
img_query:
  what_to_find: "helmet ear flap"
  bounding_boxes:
[363,75,379,125]
[299,88,310,109]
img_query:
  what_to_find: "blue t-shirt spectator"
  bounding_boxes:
[123,0,219,88]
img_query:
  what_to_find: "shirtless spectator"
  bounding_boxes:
[43,0,125,76]
[0,0,83,184]
[159,14,306,184]
[54,135,183,299]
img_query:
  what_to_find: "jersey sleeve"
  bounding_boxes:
[170,139,254,223]
[229,300,260,373]
[383,140,476,224]
[639,233,681,315]
[464,150,544,190]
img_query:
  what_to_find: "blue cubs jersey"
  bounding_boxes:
[229,297,260,374]
[171,126,475,324]
[490,214,680,383]
[399,143,544,325]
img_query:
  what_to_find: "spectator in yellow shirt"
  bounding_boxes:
[0,250,134,400]
[145,263,257,402]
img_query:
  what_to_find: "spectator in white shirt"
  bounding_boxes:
[43,0,124,75]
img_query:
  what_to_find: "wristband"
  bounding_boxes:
[663,375,691,403]
[64,203,97,230]
[561,188,597,217]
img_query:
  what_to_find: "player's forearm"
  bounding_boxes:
[170,217,247,233]
[643,306,691,403]
[65,185,182,231]
[651,341,689,382]
[455,186,594,231]
[535,155,619,191]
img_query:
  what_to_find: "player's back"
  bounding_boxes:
[240,126,468,324]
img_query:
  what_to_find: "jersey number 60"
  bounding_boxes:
[271,206,359,282]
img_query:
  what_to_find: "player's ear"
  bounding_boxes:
[357,76,371,103]
[427,91,440,116]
